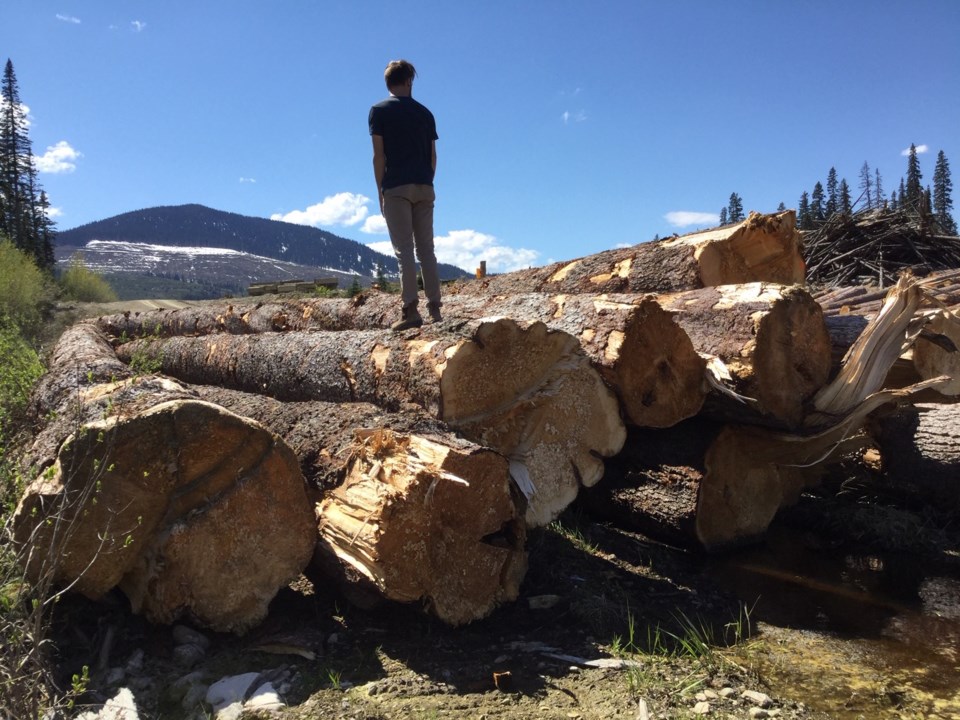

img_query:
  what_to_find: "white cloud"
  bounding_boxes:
[901,144,929,156]
[46,206,64,219]
[271,192,370,228]
[369,229,540,273]
[131,20,147,32]
[35,141,81,174]
[361,214,388,234]
[239,177,256,184]
[562,109,587,125]
[664,211,719,228]
[56,14,81,24]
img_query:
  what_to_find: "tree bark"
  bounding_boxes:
[12,327,315,634]
[444,210,804,296]
[99,293,707,430]
[581,419,814,552]
[115,318,626,527]
[657,283,832,428]
[191,386,529,625]
[869,403,960,514]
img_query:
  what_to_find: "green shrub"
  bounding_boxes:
[0,239,47,333]
[59,254,118,303]
[0,317,44,450]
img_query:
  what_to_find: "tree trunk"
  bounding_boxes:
[869,403,960,514]
[191,386,529,625]
[12,326,315,634]
[115,318,626,527]
[581,419,815,552]
[100,292,708,430]
[444,210,804,296]
[656,283,832,428]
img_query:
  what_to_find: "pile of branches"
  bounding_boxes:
[804,207,960,287]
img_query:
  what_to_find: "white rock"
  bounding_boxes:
[748,708,770,719]
[75,688,140,720]
[742,690,773,708]
[693,700,711,715]
[244,682,285,712]
[718,687,737,698]
[205,672,260,711]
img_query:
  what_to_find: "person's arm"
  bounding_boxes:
[372,134,386,212]
[431,139,437,176]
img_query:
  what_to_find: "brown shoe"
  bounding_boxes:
[427,302,442,323]
[391,305,423,331]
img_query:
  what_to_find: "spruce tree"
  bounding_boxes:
[810,182,825,225]
[875,168,885,206]
[797,191,812,230]
[727,192,744,224]
[933,149,957,234]
[839,178,852,215]
[858,161,873,208]
[905,143,923,208]
[826,167,838,217]
[719,207,728,225]
[777,201,786,212]
[0,58,54,270]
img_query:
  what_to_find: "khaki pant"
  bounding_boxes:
[382,184,441,309]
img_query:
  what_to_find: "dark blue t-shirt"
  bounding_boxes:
[369,96,438,190]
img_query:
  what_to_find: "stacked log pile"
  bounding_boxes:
[12,209,959,632]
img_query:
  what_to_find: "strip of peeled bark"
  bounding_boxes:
[13,392,315,634]
[445,210,803,296]
[116,319,626,527]
[657,283,832,428]
[191,387,529,625]
[100,292,706,429]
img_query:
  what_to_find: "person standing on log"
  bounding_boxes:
[369,59,442,331]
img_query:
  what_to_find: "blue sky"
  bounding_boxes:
[4,1,959,273]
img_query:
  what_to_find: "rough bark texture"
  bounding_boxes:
[100,292,707,429]
[445,211,804,296]
[114,319,626,527]
[912,310,960,396]
[190,387,529,624]
[657,283,832,427]
[315,430,527,625]
[870,403,960,513]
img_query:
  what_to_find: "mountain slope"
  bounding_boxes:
[56,204,468,300]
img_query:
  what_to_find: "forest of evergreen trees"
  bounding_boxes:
[0,60,55,271]
[722,144,957,235]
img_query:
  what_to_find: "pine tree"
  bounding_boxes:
[797,191,812,230]
[839,178,852,215]
[810,182,825,225]
[933,149,957,234]
[727,192,744,223]
[0,58,54,269]
[899,177,907,208]
[826,167,838,217]
[890,189,898,210]
[858,161,874,208]
[776,201,786,212]
[875,168,885,206]
[719,207,728,225]
[905,143,923,208]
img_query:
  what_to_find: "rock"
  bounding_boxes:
[742,689,773,708]
[748,708,770,719]
[76,687,140,720]
[718,687,737,698]
[693,700,711,714]
[173,625,211,649]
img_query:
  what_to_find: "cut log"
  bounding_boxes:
[912,309,960,396]
[445,210,803,296]
[12,323,316,634]
[657,283,832,427]
[316,429,527,625]
[115,319,626,526]
[869,403,960,514]
[99,292,707,429]
[191,386,529,624]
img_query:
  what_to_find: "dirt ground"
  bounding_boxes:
[49,478,960,720]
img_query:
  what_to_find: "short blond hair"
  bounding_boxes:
[384,59,417,89]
